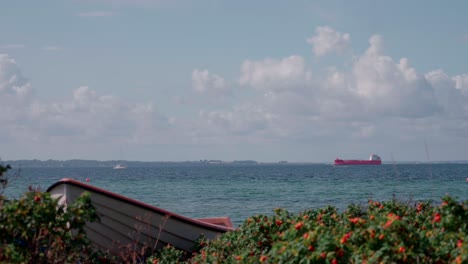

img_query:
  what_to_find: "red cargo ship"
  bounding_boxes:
[334,154,382,166]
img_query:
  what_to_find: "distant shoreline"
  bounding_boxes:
[2,159,468,168]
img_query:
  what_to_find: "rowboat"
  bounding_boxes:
[46,178,233,255]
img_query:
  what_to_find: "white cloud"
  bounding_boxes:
[77,11,116,17]
[352,35,440,118]
[2,24,468,161]
[426,70,468,117]
[453,74,468,96]
[239,55,308,91]
[0,54,32,98]
[192,69,227,93]
[200,32,467,146]
[28,86,169,143]
[306,26,351,56]
[0,55,172,152]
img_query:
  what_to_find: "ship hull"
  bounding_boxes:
[334,159,381,165]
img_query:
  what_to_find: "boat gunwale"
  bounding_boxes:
[46,178,234,232]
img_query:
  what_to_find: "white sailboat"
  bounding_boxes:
[113,147,127,169]
[113,163,127,170]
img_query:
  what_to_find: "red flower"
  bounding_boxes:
[234,256,242,260]
[384,220,393,229]
[379,234,385,240]
[416,203,423,212]
[433,213,441,223]
[340,232,352,244]
[308,245,314,252]
[398,246,405,253]
[295,222,303,230]
[331,258,338,264]
[153,259,159,264]
[34,196,41,202]
[457,239,463,248]
[317,214,323,222]
[259,255,267,262]
[320,252,327,259]
[275,220,283,226]
[303,232,309,239]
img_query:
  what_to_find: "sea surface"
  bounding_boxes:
[3,163,467,227]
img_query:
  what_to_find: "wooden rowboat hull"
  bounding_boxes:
[46,178,233,255]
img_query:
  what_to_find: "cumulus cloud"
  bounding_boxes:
[352,35,440,118]
[0,54,32,98]
[192,69,227,93]
[202,30,467,145]
[28,86,169,143]
[453,74,468,95]
[425,70,468,117]
[3,24,468,161]
[306,26,351,56]
[239,55,308,91]
[0,55,172,153]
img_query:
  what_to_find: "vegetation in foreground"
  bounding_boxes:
[174,195,467,264]
[1,163,467,263]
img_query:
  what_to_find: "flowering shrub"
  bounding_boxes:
[0,189,105,263]
[149,196,467,264]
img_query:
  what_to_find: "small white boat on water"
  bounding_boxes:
[46,178,233,255]
[113,163,127,170]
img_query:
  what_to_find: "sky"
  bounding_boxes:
[1,0,468,162]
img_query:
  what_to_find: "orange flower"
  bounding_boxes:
[384,220,393,229]
[295,221,304,230]
[340,232,352,244]
[234,256,242,260]
[379,234,385,240]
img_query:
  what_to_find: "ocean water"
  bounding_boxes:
[3,164,467,226]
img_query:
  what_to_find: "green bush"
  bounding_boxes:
[0,190,104,263]
[149,196,467,264]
